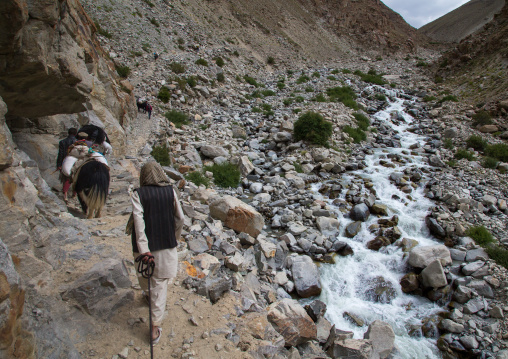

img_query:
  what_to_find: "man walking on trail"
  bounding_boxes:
[146,102,152,119]
[56,127,77,202]
[130,162,184,345]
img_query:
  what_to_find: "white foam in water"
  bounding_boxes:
[313,93,444,358]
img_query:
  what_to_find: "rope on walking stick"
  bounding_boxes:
[135,254,155,359]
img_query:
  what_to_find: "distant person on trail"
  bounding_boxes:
[57,128,77,202]
[154,52,159,60]
[146,103,153,119]
[129,162,184,345]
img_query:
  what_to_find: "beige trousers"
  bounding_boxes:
[137,275,172,326]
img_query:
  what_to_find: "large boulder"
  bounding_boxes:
[316,217,341,236]
[363,320,395,359]
[291,255,322,298]
[61,258,133,318]
[327,338,373,359]
[231,155,254,176]
[200,145,229,159]
[408,245,452,268]
[350,203,370,221]
[209,195,264,237]
[421,260,448,289]
[267,299,317,346]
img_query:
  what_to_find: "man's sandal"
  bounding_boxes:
[151,327,162,346]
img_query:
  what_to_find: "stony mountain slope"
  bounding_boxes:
[432,0,508,112]
[419,0,505,43]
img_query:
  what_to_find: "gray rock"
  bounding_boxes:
[459,335,479,349]
[489,305,504,318]
[350,203,370,222]
[463,298,485,314]
[267,299,317,346]
[428,155,446,167]
[453,286,472,304]
[188,236,209,253]
[327,339,373,359]
[408,245,452,268]
[363,320,395,359]
[465,248,489,262]
[200,145,229,158]
[439,319,465,334]
[316,217,340,235]
[345,221,362,238]
[196,276,232,303]
[461,261,485,275]
[468,280,494,298]
[425,217,446,238]
[421,260,447,289]
[291,255,322,298]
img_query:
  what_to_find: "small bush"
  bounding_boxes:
[312,93,327,102]
[438,95,458,103]
[151,145,170,166]
[217,72,225,82]
[472,111,493,127]
[94,21,113,39]
[483,157,499,169]
[195,58,208,66]
[150,17,160,27]
[375,93,387,101]
[267,56,275,65]
[214,57,225,67]
[244,75,260,87]
[466,135,487,151]
[341,69,351,74]
[486,246,508,269]
[296,75,310,84]
[186,76,197,88]
[170,62,186,74]
[283,98,293,106]
[466,226,495,246]
[177,37,185,45]
[434,76,443,84]
[353,113,370,131]
[294,162,304,173]
[354,70,386,85]
[185,171,210,187]
[277,81,285,90]
[485,143,508,162]
[293,111,333,146]
[312,71,320,78]
[343,126,366,143]
[305,86,314,93]
[142,43,151,52]
[204,162,241,188]
[295,96,305,103]
[327,75,337,81]
[423,96,436,102]
[327,86,358,109]
[164,110,189,128]
[157,86,171,103]
[262,90,276,97]
[416,61,427,67]
[443,138,454,149]
[116,65,131,78]
[446,160,457,167]
[251,107,262,113]
[331,69,339,74]
[454,148,475,161]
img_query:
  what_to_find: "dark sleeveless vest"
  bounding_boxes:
[131,185,178,253]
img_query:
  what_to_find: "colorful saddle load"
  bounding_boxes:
[61,140,109,177]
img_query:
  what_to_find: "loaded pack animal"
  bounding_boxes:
[73,160,110,219]
[77,124,113,154]
[136,98,148,113]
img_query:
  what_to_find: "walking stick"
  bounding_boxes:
[135,254,156,359]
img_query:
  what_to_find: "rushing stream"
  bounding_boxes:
[315,91,444,358]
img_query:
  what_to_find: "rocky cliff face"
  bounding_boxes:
[0,0,136,154]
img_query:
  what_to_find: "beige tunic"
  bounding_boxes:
[131,188,184,279]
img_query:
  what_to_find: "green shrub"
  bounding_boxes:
[438,95,458,103]
[327,76,337,81]
[446,160,457,167]
[375,93,387,101]
[443,138,454,149]
[204,162,241,188]
[244,75,260,87]
[305,86,314,93]
[262,90,276,97]
[277,81,285,90]
[142,43,151,52]
[293,111,333,146]
[434,76,443,84]
[267,56,275,65]
[214,57,225,67]
[217,72,225,82]
[94,21,113,38]
[485,143,508,162]
[416,61,427,67]
[295,96,305,103]
[150,17,160,27]
[294,162,304,173]
[170,62,186,74]
[293,108,302,114]
[354,69,386,85]
[252,107,262,113]
[472,111,492,127]
[485,246,508,269]
[186,76,197,88]
[185,171,210,187]
[116,65,131,78]
[454,148,475,161]
[157,86,171,103]
[233,50,239,57]
[483,157,499,169]
[164,110,189,128]
[466,135,487,151]
[283,98,293,106]
[296,75,310,84]
[312,71,320,78]
[177,37,185,45]
[341,69,351,74]
[312,93,327,102]
[466,226,495,246]
[195,58,208,66]
[327,86,358,109]
[151,145,170,166]
[353,113,370,131]
[423,95,436,102]
[343,125,366,143]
